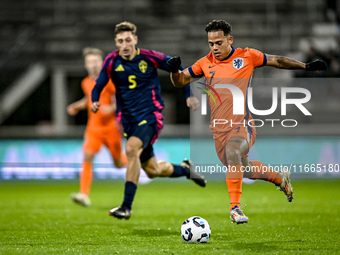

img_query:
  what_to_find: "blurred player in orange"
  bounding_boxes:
[167,20,327,224]
[67,47,127,207]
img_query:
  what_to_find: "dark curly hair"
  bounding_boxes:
[205,20,232,36]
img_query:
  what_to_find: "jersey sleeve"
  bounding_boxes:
[158,54,172,72]
[91,55,112,102]
[142,49,192,99]
[162,54,192,98]
[139,49,170,71]
[248,48,267,68]
[115,91,122,122]
[188,58,204,78]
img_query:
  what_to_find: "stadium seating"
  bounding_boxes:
[0,0,339,136]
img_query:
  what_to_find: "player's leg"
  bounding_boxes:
[125,136,143,183]
[224,136,250,224]
[110,120,205,219]
[80,152,95,195]
[71,131,101,207]
[241,128,293,202]
[242,158,293,202]
[141,155,173,178]
[114,154,127,168]
[104,129,127,168]
[242,158,281,184]
[109,124,152,219]
[121,136,143,207]
[109,136,143,219]
[71,152,94,207]
[140,144,206,187]
[225,136,249,209]
[214,126,251,224]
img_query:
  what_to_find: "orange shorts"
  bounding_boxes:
[213,125,257,166]
[83,127,123,160]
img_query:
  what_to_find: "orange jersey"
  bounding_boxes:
[189,47,266,133]
[81,76,117,132]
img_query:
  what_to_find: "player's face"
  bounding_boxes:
[207,31,233,61]
[84,54,103,78]
[115,31,138,60]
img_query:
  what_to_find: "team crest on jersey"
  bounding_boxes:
[233,58,244,70]
[139,60,148,73]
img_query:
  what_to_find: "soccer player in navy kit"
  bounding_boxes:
[91,21,205,219]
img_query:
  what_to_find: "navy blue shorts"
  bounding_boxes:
[123,121,160,163]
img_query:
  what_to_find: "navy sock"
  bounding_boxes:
[170,164,190,178]
[122,181,137,209]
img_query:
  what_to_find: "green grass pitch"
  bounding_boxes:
[0,179,339,254]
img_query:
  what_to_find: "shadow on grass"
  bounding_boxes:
[131,228,178,237]
[230,240,304,253]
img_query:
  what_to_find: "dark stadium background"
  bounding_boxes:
[0,0,340,173]
[0,1,339,254]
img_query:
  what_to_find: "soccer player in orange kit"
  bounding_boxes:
[167,20,327,224]
[67,47,127,207]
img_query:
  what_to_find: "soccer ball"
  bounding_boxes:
[180,216,211,243]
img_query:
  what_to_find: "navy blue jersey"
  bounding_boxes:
[92,48,190,126]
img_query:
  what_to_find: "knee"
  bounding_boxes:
[226,149,242,166]
[84,152,95,162]
[114,160,124,168]
[125,144,139,158]
[145,172,157,179]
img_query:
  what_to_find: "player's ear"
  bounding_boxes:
[134,35,138,44]
[228,35,233,45]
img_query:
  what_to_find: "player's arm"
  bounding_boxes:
[167,57,200,110]
[265,54,327,71]
[66,96,88,116]
[91,70,110,113]
[166,57,192,88]
[161,55,199,110]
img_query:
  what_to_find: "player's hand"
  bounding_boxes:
[186,97,200,111]
[91,102,101,113]
[67,105,78,116]
[305,60,327,71]
[167,56,182,73]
